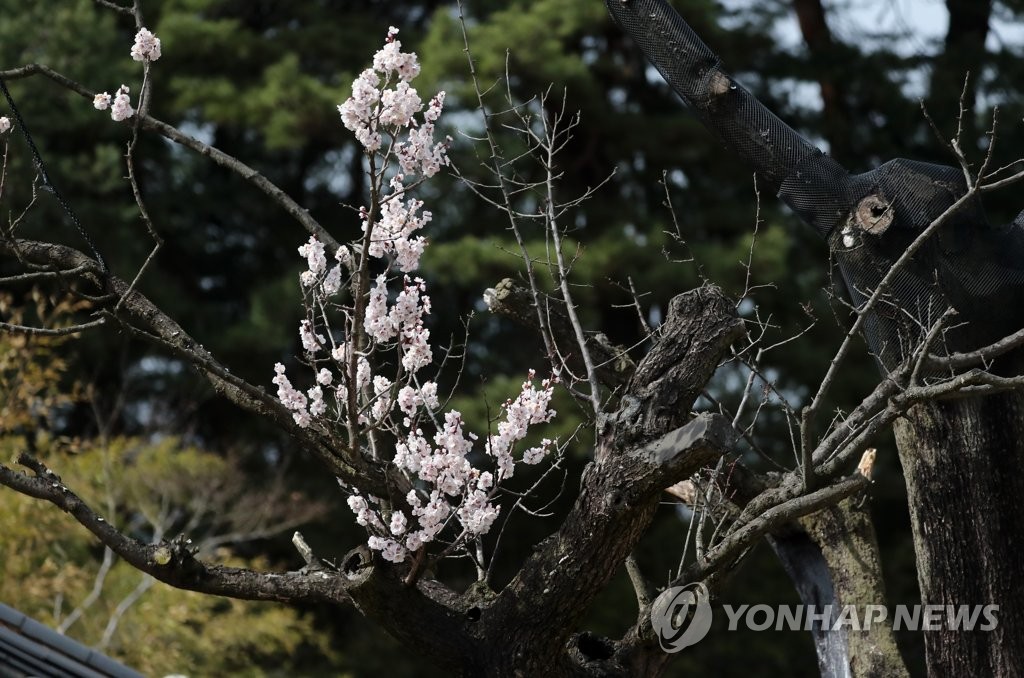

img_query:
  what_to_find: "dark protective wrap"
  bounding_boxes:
[607,0,1024,369]
[604,0,819,192]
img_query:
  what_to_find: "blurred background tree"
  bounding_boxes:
[1,0,1021,675]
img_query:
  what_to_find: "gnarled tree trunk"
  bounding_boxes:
[893,388,1024,677]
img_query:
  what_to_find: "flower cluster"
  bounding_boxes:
[273,28,558,564]
[343,370,557,563]
[397,93,448,178]
[336,27,449,275]
[111,86,134,122]
[272,363,311,427]
[364,176,431,272]
[93,85,134,122]
[0,117,10,134]
[486,371,558,480]
[130,27,162,62]
[337,26,450,173]
[94,29,161,122]
[297,235,349,296]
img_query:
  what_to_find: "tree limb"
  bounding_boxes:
[0,63,340,252]
[0,454,344,605]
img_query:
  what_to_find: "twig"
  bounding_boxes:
[0,317,105,336]
[0,63,339,252]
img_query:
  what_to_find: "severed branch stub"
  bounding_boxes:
[292,531,325,571]
[852,194,894,235]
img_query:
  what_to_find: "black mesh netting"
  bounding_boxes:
[607,0,1024,370]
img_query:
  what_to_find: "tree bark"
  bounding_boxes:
[801,499,909,678]
[893,389,1024,677]
[475,287,744,676]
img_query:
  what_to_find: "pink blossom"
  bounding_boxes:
[356,356,372,390]
[485,372,558,480]
[110,85,133,122]
[405,532,424,552]
[412,490,451,541]
[292,28,564,562]
[370,375,394,422]
[400,323,432,373]
[364,274,397,341]
[396,93,451,179]
[364,177,433,272]
[338,68,382,150]
[307,385,327,417]
[93,93,111,111]
[397,381,439,420]
[297,236,327,287]
[523,438,555,465]
[379,81,422,128]
[130,28,162,62]
[372,33,421,82]
[368,536,407,563]
[299,319,325,353]
[321,264,342,296]
[271,363,310,427]
[335,245,353,270]
[348,495,384,530]
[394,429,431,474]
[389,277,428,327]
[458,489,500,535]
[130,28,161,63]
[390,510,408,535]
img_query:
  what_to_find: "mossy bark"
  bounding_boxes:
[893,389,1024,677]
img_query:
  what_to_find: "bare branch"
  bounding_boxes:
[0,63,340,251]
[0,317,105,336]
[0,454,345,605]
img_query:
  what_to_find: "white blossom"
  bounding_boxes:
[276,27,562,565]
[368,536,407,563]
[390,510,408,535]
[307,385,327,417]
[299,319,325,354]
[271,363,310,427]
[110,85,133,122]
[458,489,500,535]
[130,28,162,62]
[298,236,327,287]
[93,93,111,111]
[0,117,9,134]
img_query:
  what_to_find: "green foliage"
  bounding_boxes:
[0,437,341,676]
[0,291,88,436]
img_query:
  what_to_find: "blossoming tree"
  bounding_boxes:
[2,2,1024,677]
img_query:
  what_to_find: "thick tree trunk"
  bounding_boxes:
[893,389,1024,677]
[771,499,910,678]
[805,499,910,678]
